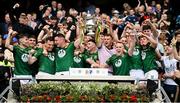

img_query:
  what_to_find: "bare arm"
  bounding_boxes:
[65,30,72,41]
[37,29,45,42]
[112,28,120,42]
[28,49,37,64]
[142,33,157,48]
[74,38,81,48]
[173,47,180,60]
[172,37,180,60]
[42,29,53,40]
[128,35,136,56]
[121,25,128,38]
[162,20,170,26]
[5,29,14,51]
[121,23,134,38]
[100,63,109,68]
[28,54,38,65]
[76,23,80,39]
[38,25,51,42]
[155,49,162,60]
[144,0,149,12]
[146,19,159,39]
[135,0,141,12]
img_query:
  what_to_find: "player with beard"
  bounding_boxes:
[28,37,55,75]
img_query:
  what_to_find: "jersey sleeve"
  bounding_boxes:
[106,56,112,66]
[33,48,43,59]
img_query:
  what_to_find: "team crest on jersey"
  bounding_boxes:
[93,55,98,60]
[133,49,139,56]
[58,49,66,58]
[73,56,81,63]
[48,53,55,61]
[21,54,29,62]
[115,59,122,67]
[141,51,146,60]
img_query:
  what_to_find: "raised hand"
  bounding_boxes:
[171,37,177,46]
[13,3,20,9]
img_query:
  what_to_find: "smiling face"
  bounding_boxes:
[104,35,113,48]
[54,36,65,48]
[45,40,54,51]
[86,41,96,51]
[115,42,125,54]
[143,29,152,36]
[28,38,36,47]
[120,37,127,45]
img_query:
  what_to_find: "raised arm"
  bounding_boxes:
[65,25,76,41]
[37,25,51,42]
[146,19,159,39]
[121,23,134,38]
[135,0,141,12]
[155,49,162,60]
[5,29,15,51]
[128,34,136,56]
[112,28,120,42]
[144,0,149,12]
[76,23,80,39]
[141,33,157,48]
[172,37,180,60]
[74,37,81,49]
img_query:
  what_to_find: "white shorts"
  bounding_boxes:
[13,75,35,84]
[37,71,55,76]
[130,69,145,79]
[145,70,158,80]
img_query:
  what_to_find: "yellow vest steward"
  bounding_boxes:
[0,61,14,67]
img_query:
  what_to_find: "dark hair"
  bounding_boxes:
[174,29,180,37]
[142,25,151,31]
[28,35,36,39]
[54,33,65,38]
[17,34,28,39]
[104,34,113,38]
[50,16,57,20]
[88,39,96,44]
[45,37,54,42]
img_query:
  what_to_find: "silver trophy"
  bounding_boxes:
[86,11,95,36]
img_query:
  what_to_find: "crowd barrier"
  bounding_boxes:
[0,71,171,102]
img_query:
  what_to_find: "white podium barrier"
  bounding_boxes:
[69,68,109,76]
[0,73,171,102]
[36,75,134,82]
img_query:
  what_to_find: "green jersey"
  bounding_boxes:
[34,48,55,74]
[130,45,143,69]
[72,54,85,68]
[106,53,130,75]
[84,51,99,68]
[141,46,157,73]
[55,42,75,72]
[30,47,41,76]
[13,45,32,75]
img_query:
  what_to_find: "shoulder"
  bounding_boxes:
[161,56,167,61]
[67,42,75,48]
